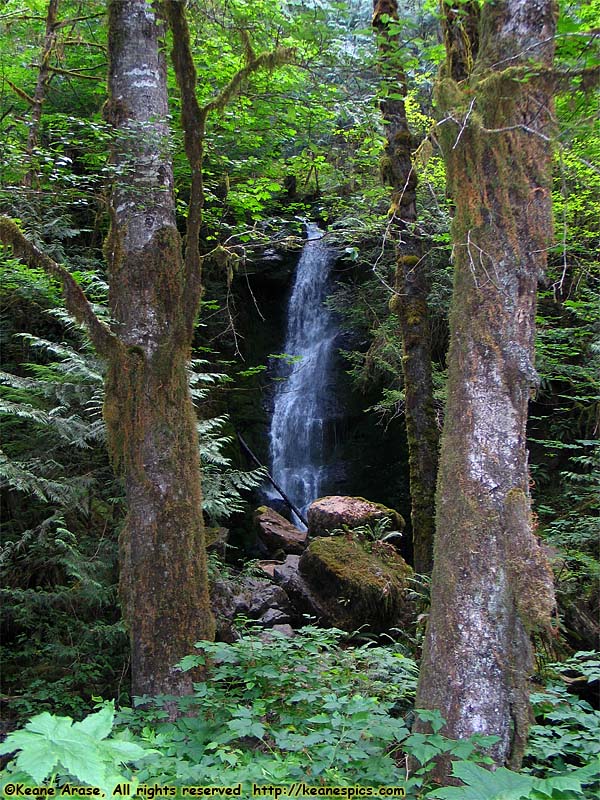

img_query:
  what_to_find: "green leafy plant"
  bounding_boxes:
[0,703,151,797]
[428,758,600,800]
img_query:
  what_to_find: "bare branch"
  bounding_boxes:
[45,65,105,80]
[453,97,476,149]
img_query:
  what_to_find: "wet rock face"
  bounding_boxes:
[307,496,405,537]
[272,555,330,622]
[255,506,308,555]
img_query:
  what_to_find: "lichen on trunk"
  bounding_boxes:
[104,0,214,702]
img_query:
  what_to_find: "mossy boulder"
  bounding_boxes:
[307,496,405,538]
[298,535,414,633]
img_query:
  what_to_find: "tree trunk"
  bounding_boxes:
[415,0,558,776]
[24,0,60,188]
[373,0,439,574]
[1,0,294,704]
[104,0,214,700]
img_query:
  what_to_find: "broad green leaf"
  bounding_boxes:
[77,704,115,741]
[429,762,534,800]
[102,740,150,762]
[14,739,60,784]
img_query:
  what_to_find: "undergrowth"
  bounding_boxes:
[1,630,598,799]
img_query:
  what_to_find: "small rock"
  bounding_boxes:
[272,624,295,637]
[245,579,292,617]
[255,506,308,555]
[259,608,291,627]
[259,623,296,642]
[256,560,283,578]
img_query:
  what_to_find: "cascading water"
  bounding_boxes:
[268,222,337,527]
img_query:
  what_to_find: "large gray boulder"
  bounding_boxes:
[298,535,414,633]
[268,540,415,634]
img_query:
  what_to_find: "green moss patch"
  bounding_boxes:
[299,535,414,633]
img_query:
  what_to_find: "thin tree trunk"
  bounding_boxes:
[373,0,439,574]
[415,0,558,777]
[24,0,60,188]
[104,0,214,701]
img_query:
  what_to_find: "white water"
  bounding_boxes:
[268,223,337,527]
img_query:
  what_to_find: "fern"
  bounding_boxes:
[2,335,261,522]
[0,452,93,509]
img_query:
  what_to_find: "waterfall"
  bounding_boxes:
[268,222,337,527]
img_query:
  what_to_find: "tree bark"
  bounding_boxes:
[415,0,558,776]
[103,0,214,701]
[1,0,295,705]
[24,0,60,188]
[373,0,439,574]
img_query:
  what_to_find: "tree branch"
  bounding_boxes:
[5,79,35,105]
[45,64,105,80]
[164,0,206,335]
[201,43,296,115]
[0,217,119,357]
[165,1,295,335]
[24,0,60,188]
[55,12,103,28]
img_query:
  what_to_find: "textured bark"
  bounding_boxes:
[2,0,295,705]
[415,0,558,778]
[24,0,60,188]
[104,0,214,701]
[373,0,439,574]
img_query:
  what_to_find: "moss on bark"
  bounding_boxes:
[373,0,439,574]
[415,0,558,777]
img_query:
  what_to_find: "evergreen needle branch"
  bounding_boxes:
[0,217,118,357]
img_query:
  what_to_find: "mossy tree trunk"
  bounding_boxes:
[24,0,60,188]
[1,0,294,704]
[103,0,214,700]
[414,0,558,777]
[372,0,439,574]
